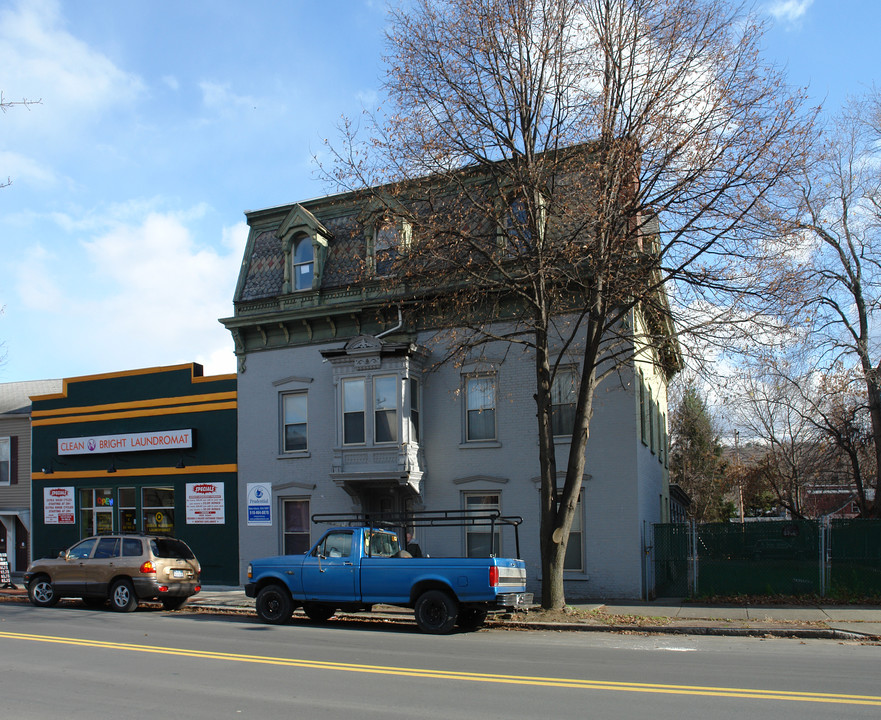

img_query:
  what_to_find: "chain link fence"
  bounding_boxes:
[651,519,881,598]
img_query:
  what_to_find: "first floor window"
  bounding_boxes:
[0,437,10,484]
[282,392,308,452]
[343,378,366,444]
[464,492,501,557]
[284,499,311,555]
[560,493,584,572]
[551,368,577,436]
[374,376,398,443]
[465,375,496,441]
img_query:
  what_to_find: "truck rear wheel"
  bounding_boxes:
[414,590,458,634]
[256,584,294,624]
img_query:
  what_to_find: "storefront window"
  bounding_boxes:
[142,486,175,535]
[79,488,115,537]
[119,487,137,532]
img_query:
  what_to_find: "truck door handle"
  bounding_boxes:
[344,562,353,566]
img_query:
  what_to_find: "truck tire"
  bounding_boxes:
[303,603,335,622]
[414,590,459,634]
[256,584,294,624]
[456,607,488,630]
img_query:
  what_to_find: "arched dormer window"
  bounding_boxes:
[292,236,314,290]
[278,203,331,294]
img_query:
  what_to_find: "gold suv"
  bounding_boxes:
[24,534,201,612]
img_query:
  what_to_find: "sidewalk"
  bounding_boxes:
[4,582,880,640]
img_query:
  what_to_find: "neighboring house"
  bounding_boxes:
[0,379,63,573]
[222,186,677,599]
[802,486,876,519]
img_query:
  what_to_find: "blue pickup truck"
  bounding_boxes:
[245,512,533,633]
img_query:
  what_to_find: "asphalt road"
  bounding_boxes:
[1,601,879,719]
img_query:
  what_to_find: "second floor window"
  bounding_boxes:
[466,375,496,441]
[374,376,398,443]
[343,378,366,444]
[410,378,420,440]
[292,237,314,290]
[0,437,10,484]
[282,392,308,452]
[551,368,578,436]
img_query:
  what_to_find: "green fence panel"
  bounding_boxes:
[829,519,881,598]
[653,523,690,597]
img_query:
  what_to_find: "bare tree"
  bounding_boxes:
[1,91,41,190]
[787,91,881,517]
[327,0,814,607]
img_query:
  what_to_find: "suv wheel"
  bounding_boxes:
[28,576,60,607]
[109,578,138,612]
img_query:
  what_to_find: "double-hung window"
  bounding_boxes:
[283,499,311,555]
[465,375,496,441]
[409,378,420,441]
[551,368,577,437]
[464,492,501,557]
[292,237,314,290]
[373,376,398,444]
[560,493,584,572]
[0,437,11,484]
[343,378,366,445]
[282,392,308,452]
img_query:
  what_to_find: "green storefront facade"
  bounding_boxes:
[30,364,238,585]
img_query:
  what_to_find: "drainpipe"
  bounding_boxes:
[376,305,403,339]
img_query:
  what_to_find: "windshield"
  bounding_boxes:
[364,530,401,557]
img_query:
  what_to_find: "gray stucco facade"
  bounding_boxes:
[224,189,674,600]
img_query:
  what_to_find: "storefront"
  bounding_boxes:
[30,364,238,584]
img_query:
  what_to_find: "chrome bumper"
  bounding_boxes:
[496,592,533,609]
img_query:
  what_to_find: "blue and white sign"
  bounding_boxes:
[247,483,272,526]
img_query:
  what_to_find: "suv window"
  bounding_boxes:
[122,538,143,557]
[69,538,97,559]
[150,538,195,559]
[94,537,120,559]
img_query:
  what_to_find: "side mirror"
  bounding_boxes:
[58,550,67,559]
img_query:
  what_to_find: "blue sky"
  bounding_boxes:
[0,0,877,383]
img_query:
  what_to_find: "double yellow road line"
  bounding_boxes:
[2,630,879,707]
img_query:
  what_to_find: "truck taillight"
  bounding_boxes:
[247,563,252,580]
[489,566,499,587]
[139,561,156,574]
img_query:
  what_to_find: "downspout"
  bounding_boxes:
[376,305,403,339]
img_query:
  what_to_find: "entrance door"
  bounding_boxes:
[14,517,28,571]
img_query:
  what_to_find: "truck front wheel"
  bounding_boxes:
[414,590,458,634]
[256,584,294,624]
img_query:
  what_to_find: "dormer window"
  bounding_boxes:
[278,203,330,294]
[369,217,411,276]
[292,236,314,291]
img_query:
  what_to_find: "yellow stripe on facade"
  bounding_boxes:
[31,391,237,419]
[32,401,237,427]
[31,464,237,481]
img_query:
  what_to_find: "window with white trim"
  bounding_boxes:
[409,378,420,441]
[292,236,314,291]
[465,375,496,441]
[373,375,398,444]
[560,493,584,572]
[551,368,577,436]
[464,492,502,557]
[282,392,308,452]
[0,437,10,485]
[342,378,366,445]
[283,499,311,555]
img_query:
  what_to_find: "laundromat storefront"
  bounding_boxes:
[30,364,238,585]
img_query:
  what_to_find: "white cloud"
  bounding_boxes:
[0,150,57,188]
[767,0,814,25]
[0,0,145,140]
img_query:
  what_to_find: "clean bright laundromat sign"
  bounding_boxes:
[57,429,194,456]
